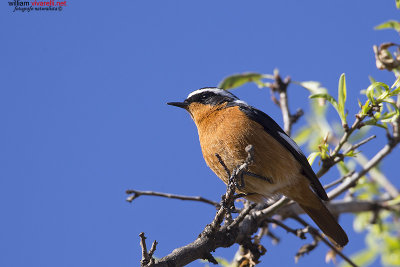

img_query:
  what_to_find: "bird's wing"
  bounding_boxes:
[237,104,328,200]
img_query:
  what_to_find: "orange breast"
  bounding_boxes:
[195,106,302,198]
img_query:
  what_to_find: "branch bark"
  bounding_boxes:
[147,197,395,266]
[268,70,303,135]
[126,189,220,208]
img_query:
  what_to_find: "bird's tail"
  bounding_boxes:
[298,201,348,247]
[283,182,348,247]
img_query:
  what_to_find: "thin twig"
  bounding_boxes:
[316,115,366,178]
[343,135,376,154]
[265,229,281,244]
[328,140,400,199]
[126,189,220,208]
[152,146,259,266]
[293,216,358,267]
[255,197,291,221]
[294,233,319,263]
[228,203,257,230]
[267,70,302,135]
[352,151,399,198]
[139,232,153,267]
[324,171,355,190]
[148,241,158,259]
[263,218,306,239]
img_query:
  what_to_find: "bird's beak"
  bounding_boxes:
[167,101,189,109]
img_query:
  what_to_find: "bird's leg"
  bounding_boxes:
[242,171,274,184]
[232,170,273,190]
[230,167,246,189]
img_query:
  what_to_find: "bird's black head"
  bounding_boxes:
[167,87,245,109]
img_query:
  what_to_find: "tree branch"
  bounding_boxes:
[148,195,396,266]
[139,232,157,267]
[268,70,303,136]
[328,139,400,199]
[126,189,220,209]
[294,216,358,267]
[316,115,366,178]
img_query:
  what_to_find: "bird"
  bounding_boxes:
[167,87,348,247]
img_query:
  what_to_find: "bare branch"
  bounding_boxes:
[139,232,149,264]
[343,135,376,154]
[293,216,358,267]
[139,232,157,267]
[148,241,158,259]
[133,136,399,266]
[126,189,220,208]
[328,140,400,199]
[263,217,306,239]
[352,151,399,198]
[324,171,355,190]
[228,203,257,230]
[267,70,303,135]
[148,146,260,266]
[294,234,319,263]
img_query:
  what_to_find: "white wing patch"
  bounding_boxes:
[233,99,249,105]
[278,132,303,156]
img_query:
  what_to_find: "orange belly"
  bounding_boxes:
[197,106,302,200]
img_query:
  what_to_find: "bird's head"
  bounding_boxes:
[167,87,246,124]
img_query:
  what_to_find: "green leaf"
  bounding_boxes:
[309,93,338,108]
[380,112,398,123]
[366,82,390,104]
[345,150,357,157]
[337,161,350,175]
[368,76,383,94]
[391,85,400,95]
[340,248,377,267]
[374,20,400,32]
[338,73,347,124]
[294,81,328,95]
[353,212,372,232]
[363,119,388,129]
[218,73,264,90]
[397,0,400,9]
[293,127,313,146]
[215,257,234,267]
[386,195,400,206]
[361,99,371,115]
[201,257,235,267]
[382,236,400,265]
[307,152,320,166]
[309,93,350,124]
[382,99,400,122]
[391,75,400,89]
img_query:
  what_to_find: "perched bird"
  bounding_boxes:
[167,87,348,247]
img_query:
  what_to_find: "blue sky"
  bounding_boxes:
[1,1,399,267]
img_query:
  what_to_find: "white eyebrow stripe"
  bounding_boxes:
[187,88,238,99]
